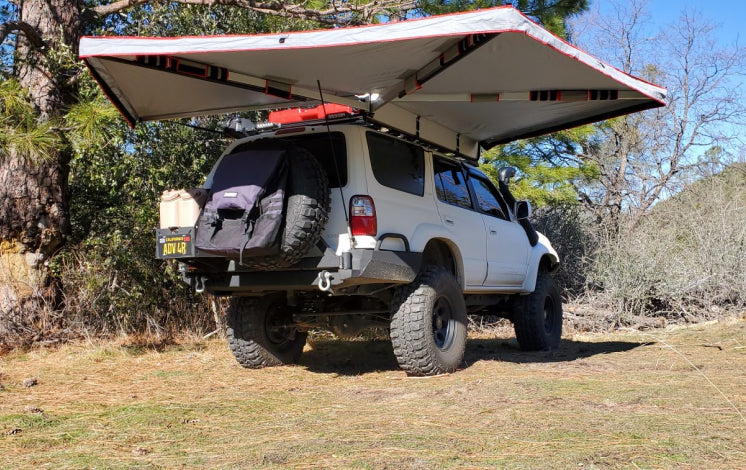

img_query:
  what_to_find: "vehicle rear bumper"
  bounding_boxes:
[180,248,421,295]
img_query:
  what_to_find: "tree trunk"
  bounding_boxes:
[0,1,81,341]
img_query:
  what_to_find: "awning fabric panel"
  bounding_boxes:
[88,57,294,121]
[80,6,666,157]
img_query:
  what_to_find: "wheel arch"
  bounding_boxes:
[420,238,465,289]
[521,236,560,293]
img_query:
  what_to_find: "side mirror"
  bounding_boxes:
[498,167,517,184]
[515,200,532,220]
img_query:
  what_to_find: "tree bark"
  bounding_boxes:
[0,0,81,341]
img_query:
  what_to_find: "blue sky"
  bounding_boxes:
[643,0,745,45]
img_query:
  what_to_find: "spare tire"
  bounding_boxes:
[246,146,331,269]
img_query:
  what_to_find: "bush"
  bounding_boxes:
[588,164,746,321]
[50,120,229,339]
[532,204,597,298]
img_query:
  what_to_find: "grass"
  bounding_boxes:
[1,318,744,469]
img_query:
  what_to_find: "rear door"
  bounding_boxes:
[467,172,529,287]
[432,157,487,286]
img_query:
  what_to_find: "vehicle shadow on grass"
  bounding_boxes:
[301,339,399,375]
[464,337,652,366]
[300,337,652,375]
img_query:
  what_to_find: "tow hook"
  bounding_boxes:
[317,270,334,294]
[194,276,206,294]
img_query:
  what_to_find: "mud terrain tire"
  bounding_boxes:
[390,266,468,376]
[227,296,307,368]
[513,268,563,351]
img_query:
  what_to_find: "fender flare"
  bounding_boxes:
[409,224,466,288]
[521,232,560,293]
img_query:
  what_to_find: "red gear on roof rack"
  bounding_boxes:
[269,104,357,124]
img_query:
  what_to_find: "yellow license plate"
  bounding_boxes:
[157,232,193,258]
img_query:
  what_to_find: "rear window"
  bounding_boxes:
[283,132,347,188]
[232,132,347,188]
[366,132,425,196]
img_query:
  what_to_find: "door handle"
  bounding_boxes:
[444,218,455,225]
[489,228,497,235]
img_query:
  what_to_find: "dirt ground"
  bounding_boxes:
[1,316,745,469]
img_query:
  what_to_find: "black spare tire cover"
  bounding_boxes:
[244,145,331,269]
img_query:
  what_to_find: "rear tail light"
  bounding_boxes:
[350,196,377,236]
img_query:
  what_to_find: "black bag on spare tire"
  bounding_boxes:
[244,145,331,270]
[195,144,330,267]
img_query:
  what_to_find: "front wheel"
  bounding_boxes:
[390,266,468,376]
[226,296,307,368]
[513,269,563,351]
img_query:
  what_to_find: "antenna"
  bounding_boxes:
[316,80,355,251]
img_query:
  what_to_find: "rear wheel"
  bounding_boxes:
[226,296,306,368]
[390,266,468,376]
[513,269,563,351]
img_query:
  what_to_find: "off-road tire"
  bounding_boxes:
[390,266,468,376]
[513,268,563,351]
[226,296,307,368]
[247,147,330,269]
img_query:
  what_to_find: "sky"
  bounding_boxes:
[610,0,745,46]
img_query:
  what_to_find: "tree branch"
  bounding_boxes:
[91,0,149,17]
[0,21,45,49]
[90,0,418,26]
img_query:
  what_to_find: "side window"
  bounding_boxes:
[472,177,508,220]
[367,132,425,196]
[433,158,472,209]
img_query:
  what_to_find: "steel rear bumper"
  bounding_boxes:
[181,248,421,295]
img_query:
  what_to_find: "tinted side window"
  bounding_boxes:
[472,177,508,220]
[367,132,425,196]
[433,158,472,209]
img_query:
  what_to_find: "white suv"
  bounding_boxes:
[157,108,561,376]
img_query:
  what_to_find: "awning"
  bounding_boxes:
[80,6,666,159]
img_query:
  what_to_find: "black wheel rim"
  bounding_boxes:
[265,304,296,346]
[432,296,455,350]
[543,296,556,334]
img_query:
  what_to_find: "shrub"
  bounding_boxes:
[50,120,228,339]
[532,204,597,298]
[588,164,746,321]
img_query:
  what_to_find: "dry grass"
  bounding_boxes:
[1,317,745,469]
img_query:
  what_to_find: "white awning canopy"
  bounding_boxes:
[80,6,665,158]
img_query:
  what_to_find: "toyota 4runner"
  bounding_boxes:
[157,106,561,376]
